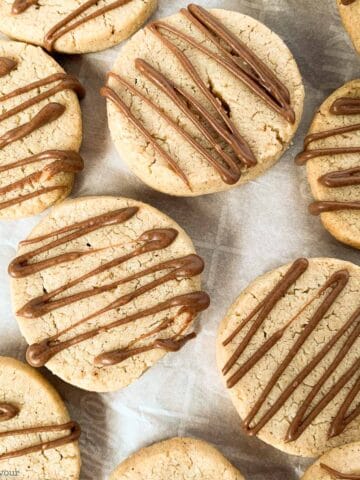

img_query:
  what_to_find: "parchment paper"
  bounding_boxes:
[1,1,360,479]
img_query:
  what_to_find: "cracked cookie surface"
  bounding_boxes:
[296,80,360,249]
[301,442,360,479]
[337,0,360,54]
[9,196,209,392]
[0,0,158,54]
[217,257,360,457]
[0,356,81,480]
[0,40,83,219]
[104,6,304,197]
[110,437,244,480]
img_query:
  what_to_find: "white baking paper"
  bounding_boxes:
[1,1,360,479]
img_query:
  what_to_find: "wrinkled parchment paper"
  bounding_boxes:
[1,1,360,478]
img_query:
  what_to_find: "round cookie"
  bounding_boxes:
[102,4,304,197]
[0,0,158,54]
[9,196,209,393]
[217,257,360,457]
[337,0,360,54]
[0,40,83,220]
[296,80,360,249]
[109,437,245,480]
[301,442,360,479]
[0,356,81,479]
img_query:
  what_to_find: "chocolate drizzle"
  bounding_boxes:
[11,0,132,51]
[9,206,209,367]
[0,58,17,78]
[0,66,84,212]
[0,403,19,422]
[102,4,295,189]
[321,464,360,479]
[0,420,81,461]
[341,0,357,5]
[222,258,360,442]
[296,95,360,215]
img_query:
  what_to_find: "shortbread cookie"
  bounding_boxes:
[217,257,360,457]
[296,80,360,249]
[0,0,157,54]
[0,40,83,219]
[337,0,360,54]
[110,437,244,480]
[9,196,209,392]
[102,4,304,197]
[0,356,81,479]
[301,442,360,479]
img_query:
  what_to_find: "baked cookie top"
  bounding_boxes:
[301,442,360,479]
[217,257,360,457]
[0,40,83,220]
[0,356,81,479]
[9,196,209,392]
[110,437,244,480]
[0,0,158,54]
[337,0,360,54]
[296,80,360,249]
[103,4,304,197]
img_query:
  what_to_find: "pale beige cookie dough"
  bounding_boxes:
[217,257,360,457]
[0,40,83,220]
[301,442,360,479]
[110,437,245,480]
[299,80,360,249]
[9,196,209,393]
[0,0,158,54]
[104,5,304,197]
[0,356,81,480]
[337,0,360,54]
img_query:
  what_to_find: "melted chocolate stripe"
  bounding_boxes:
[11,0,132,51]
[321,463,360,479]
[241,270,349,436]
[0,421,80,461]
[185,4,293,120]
[9,207,139,278]
[341,0,357,5]
[296,96,360,214]
[223,260,360,441]
[105,71,241,185]
[0,58,17,78]
[0,186,67,211]
[0,403,19,422]
[135,59,253,172]
[0,103,65,150]
[100,85,190,188]
[27,291,209,368]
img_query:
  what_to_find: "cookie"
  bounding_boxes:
[0,40,84,220]
[337,0,360,54]
[217,257,360,457]
[0,0,157,54]
[296,80,360,249]
[301,442,360,479]
[0,356,81,479]
[102,4,304,197]
[109,437,244,480]
[9,196,209,392]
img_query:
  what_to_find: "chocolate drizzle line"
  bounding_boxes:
[341,0,357,5]
[296,96,360,215]
[102,4,294,189]
[12,0,132,52]
[222,258,360,441]
[0,419,81,461]
[0,68,84,211]
[321,464,360,479]
[0,403,19,422]
[0,58,17,78]
[9,207,209,367]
